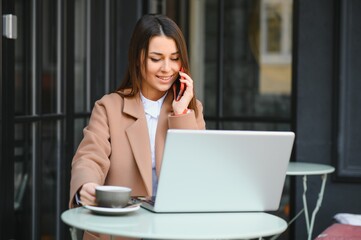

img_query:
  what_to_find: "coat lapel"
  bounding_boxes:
[122,92,173,195]
[123,95,153,196]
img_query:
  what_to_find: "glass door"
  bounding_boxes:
[12,0,69,238]
[4,0,142,239]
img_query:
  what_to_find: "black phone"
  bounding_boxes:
[173,67,186,101]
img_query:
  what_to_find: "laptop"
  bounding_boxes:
[138,129,295,213]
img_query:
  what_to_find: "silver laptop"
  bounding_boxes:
[139,129,295,213]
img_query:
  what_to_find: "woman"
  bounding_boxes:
[69,13,206,239]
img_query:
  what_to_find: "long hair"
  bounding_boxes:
[116,14,198,115]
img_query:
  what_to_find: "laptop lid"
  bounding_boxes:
[141,129,295,213]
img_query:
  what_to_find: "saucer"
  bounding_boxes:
[84,204,140,216]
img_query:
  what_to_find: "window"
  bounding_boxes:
[188,0,293,131]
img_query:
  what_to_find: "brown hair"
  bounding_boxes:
[116,14,198,115]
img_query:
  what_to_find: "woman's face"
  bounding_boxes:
[141,36,181,101]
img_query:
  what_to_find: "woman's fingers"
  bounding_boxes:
[79,182,99,206]
[179,71,193,98]
[172,71,194,114]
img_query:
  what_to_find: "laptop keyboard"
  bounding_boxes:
[143,198,155,206]
[134,196,156,206]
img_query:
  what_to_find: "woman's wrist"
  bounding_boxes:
[173,108,189,116]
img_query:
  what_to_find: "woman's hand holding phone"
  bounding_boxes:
[173,67,186,102]
[172,68,194,115]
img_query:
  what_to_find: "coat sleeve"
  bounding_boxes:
[168,100,206,130]
[69,98,112,208]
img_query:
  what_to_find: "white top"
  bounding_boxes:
[286,162,335,176]
[140,92,166,196]
[140,92,166,168]
[61,207,288,239]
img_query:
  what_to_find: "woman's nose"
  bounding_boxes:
[161,60,171,72]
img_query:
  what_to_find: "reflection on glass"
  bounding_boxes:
[259,0,292,105]
[75,0,87,112]
[223,121,291,131]
[204,0,219,117]
[74,118,89,149]
[40,120,61,238]
[201,0,292,123]
[42,0,58,114]
[266,3,282,53]
[14,0,31,116]
[14,122,63,239]
[14,123,33,239]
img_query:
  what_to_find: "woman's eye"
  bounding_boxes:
[171,58,180,61]
[150,58,161,62]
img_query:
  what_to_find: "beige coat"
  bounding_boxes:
[69,91,206,240]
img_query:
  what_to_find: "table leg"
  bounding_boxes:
[307,174,328,240]
[69,227,80,240]
[271,172,330,240]
[302,175,311,234]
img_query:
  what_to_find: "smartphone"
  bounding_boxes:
[173,67,186,101]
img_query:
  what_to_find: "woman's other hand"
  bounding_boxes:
[79,182,99,206]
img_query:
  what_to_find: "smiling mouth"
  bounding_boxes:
[157,75,174,81]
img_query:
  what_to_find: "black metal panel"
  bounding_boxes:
[333,0,361,181]
[293,0,336,238]
[1,0,15,238]
[59,0,74,239]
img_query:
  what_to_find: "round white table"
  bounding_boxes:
[61,207,288,240]
[277,162,335,240]
[286,162,335,176]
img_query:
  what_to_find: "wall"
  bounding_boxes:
[293,0,361,239]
